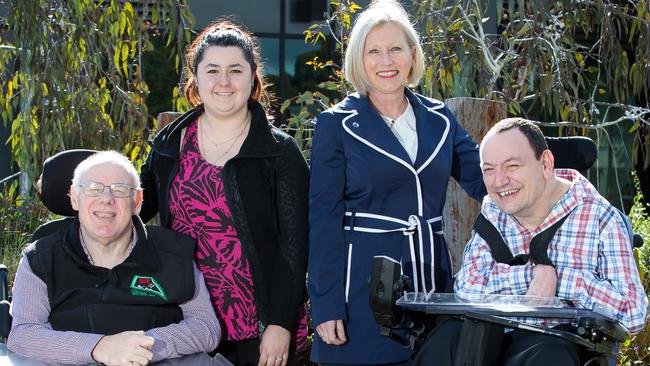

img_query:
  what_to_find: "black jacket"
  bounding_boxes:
[25,216,195,334]
[140,101,309,330]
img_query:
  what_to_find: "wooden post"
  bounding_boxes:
[157,112,183,129]
[443,97,507,271]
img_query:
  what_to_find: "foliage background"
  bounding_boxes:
[0,0,194,303]
[0,0,194,195]
[0,0,649,363]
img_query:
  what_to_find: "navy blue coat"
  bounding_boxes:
[308,89,486,363]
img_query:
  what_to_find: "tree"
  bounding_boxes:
[412,0,649,206]
[0,0,194,196]
[293,0,649,206]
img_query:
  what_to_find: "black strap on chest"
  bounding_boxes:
[473,211,573,266]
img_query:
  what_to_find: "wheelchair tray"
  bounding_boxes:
[396,292,628,342]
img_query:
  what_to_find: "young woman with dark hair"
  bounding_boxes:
[140,20,309,366]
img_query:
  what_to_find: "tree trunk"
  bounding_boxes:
[157,112,183,129]
[443,97,507,272]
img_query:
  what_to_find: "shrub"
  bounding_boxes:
[618,174,650,365]
[0,181,52,290]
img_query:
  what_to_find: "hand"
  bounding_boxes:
[91,330,154,366]
[526,264,558,297]
[258,324,291,366]
[315,319,347,346]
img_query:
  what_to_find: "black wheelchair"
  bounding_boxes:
[369,257,631,366]
[0,149,97,344]
[368,136,644,366]
[0,148,230,365]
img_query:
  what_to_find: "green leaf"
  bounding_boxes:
[121,43,129,72]
[297,110,310,120]
[515,22,531,37]
[449,19,464,33]
[496,0,503,25]
[79,38,87,58]
[130,145,140,162]
[317,81,339,90]
[113,47,121,75]
[144,39,154,52]
[152,5,160,24]
[280,99,292,113]
[314,91,330,106]
[74,0,83,19]
[296,91,313,104]
[630,63,639,92]
[508,0,515,23]
[119,10,126,36]
[123,2,134,18]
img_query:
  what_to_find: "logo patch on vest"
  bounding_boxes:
[130,275,168,301]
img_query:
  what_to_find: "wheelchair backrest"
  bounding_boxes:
[545,136,640,248]
[31,149,97,241]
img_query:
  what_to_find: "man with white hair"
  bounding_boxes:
[8,151,222,365]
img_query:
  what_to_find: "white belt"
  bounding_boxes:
[343,211,443,294]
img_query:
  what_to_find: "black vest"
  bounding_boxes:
[25,216,196,335]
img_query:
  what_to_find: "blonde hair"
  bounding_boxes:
[344,0,425,95]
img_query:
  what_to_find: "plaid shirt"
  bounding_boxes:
[455,169,648,333]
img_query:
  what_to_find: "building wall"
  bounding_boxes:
[187,0,332,110]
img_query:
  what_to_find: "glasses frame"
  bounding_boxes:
[75,181,140,198]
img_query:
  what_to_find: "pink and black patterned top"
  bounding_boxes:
[169,120,259,340]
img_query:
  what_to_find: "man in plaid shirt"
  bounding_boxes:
[413,118,647,366]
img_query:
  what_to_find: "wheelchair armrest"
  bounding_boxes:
[0,265,10,341]
[0,265,7,302]
[577,316,629,344]
[0,300,10,340]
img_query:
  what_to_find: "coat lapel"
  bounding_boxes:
[338,94,413,168]
[407,90,450,173]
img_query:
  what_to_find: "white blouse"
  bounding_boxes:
[380,100,418,163]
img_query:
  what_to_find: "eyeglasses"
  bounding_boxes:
[76,181,139,198]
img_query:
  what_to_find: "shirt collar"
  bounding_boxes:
[79,225,138,266]
[379,98,415,130]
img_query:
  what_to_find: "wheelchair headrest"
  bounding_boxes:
[39,149,97,216]
[545,136,597,172]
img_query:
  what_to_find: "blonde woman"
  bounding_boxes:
[308,1,485,364]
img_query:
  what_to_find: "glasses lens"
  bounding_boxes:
[110,184,133,198]
[82,182,105,197]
